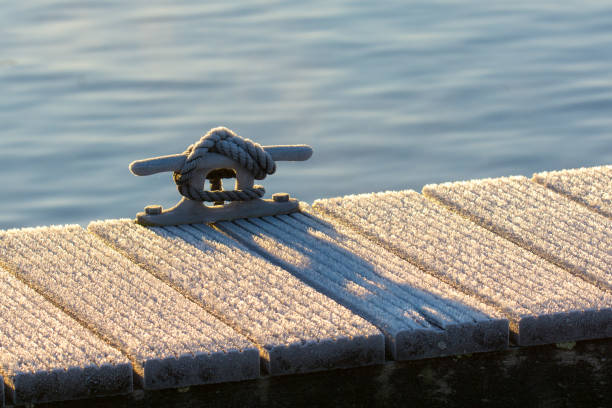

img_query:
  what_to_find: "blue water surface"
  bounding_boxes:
[1,0,611,229]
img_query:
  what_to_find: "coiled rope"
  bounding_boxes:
[173,127,276,202]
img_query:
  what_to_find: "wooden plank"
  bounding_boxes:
[533,165,612,218]
[216,212,508,360]
[0,266,132,405]
[88,219,384,375]
[45,338,612,408]
[0,226,259,390]
[423,175,611,291]
[313,190,612,346]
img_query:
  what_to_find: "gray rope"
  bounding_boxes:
[173,127,276,202]
[178,184,266,202]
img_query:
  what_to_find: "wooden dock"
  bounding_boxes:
[0,165,609,406]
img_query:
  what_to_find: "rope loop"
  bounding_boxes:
[173,127,275,202]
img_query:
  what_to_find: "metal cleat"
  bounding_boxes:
[129,127,312,226]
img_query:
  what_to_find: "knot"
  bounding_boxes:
[173,127,276,202]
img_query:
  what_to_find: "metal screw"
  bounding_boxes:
[272,193,290,202]
[145,205,163,215]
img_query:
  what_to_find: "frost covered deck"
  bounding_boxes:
[0,165,610,406]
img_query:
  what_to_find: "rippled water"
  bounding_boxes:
[1,0,611,229]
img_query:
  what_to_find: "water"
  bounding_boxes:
[2,0,611,229]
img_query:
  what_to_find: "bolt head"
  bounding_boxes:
[145,205,163,215]
[272,193,290,202]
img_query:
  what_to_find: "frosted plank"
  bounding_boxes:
[313,191,612,346]
[533,165,612,219]
[216,211,508,360]
[0,226,259,390]
[0,266,131,405]
[88,219,384,375]
[423,176,611,291]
